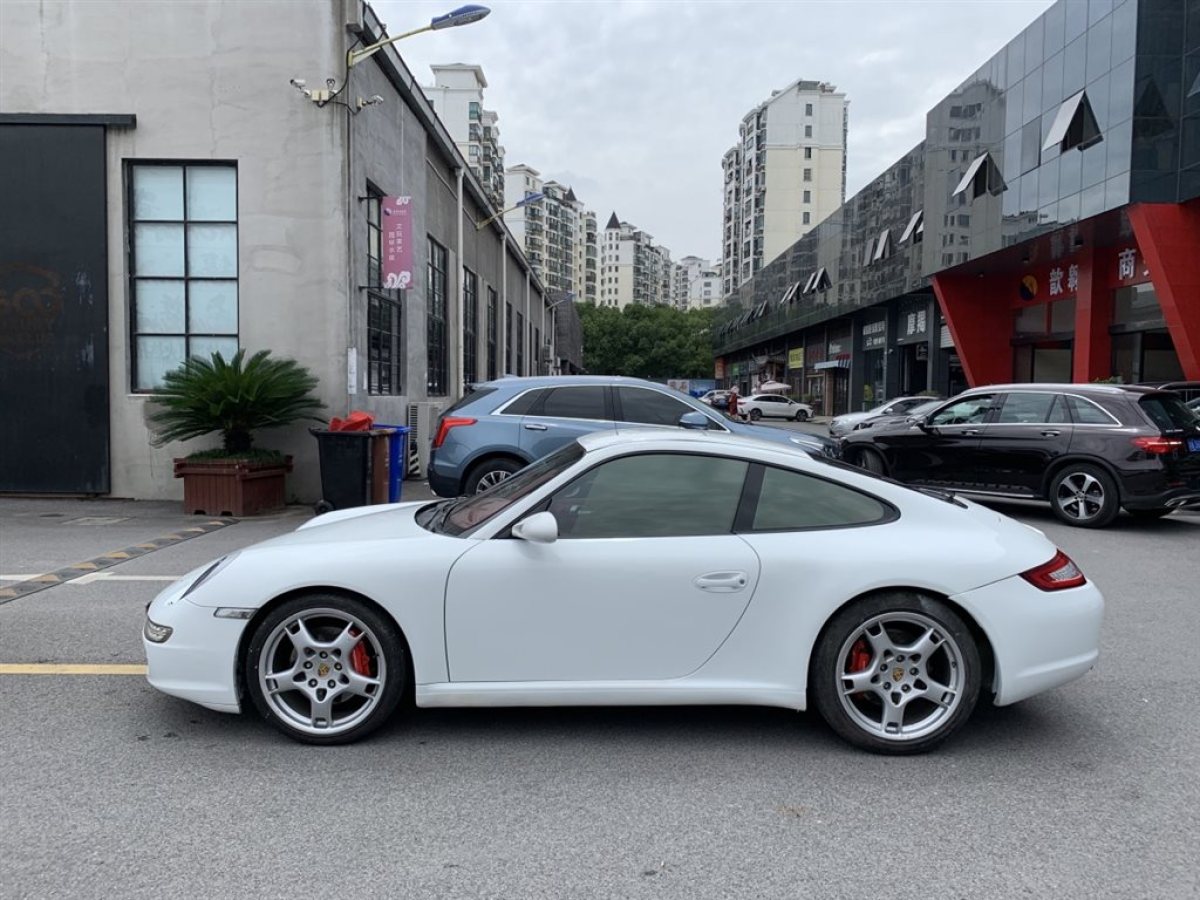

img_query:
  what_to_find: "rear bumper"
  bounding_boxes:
[427,458,459,498]
[951,574,1104,706]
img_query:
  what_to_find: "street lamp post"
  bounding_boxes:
[475,192,544,231]
[347,5,491,68]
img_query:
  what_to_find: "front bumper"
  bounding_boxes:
[951,574,1104,706]
[144,582,248,713]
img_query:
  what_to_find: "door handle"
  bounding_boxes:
[693,571,749,593]
[1041,430,1061,437]
[523,423,548,431]
[962,429,980,436]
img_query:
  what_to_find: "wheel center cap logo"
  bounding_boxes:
[892,667,905,683]
[317,663,330,678]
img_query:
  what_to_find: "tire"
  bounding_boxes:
[749,408,763,421]
[1127,507,1172,520]
[1049,463,1120,528]
[793,409,809,422]
[856,447,887,476]
[811,592,981,754]
[464,457,524,494]
[244,593,407,745]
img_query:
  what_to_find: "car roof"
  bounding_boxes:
[961,382,1158,396]
[476,375,679,390]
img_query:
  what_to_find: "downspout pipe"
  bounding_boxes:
[455,166,465,396]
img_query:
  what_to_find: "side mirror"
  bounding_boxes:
[512,511,558,544]
[909,415,931,430]
[678,411,710,430]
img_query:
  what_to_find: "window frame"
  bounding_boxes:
[366,292,403,395]
[463,267,479,382]
[993,391,1071,425]
[486,286,498,380]
[426,236,448,395]
[127,159,239,392]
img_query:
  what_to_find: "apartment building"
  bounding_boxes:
[722,79,848,296]
[599,213,672,309]
[423,64,505,210]
[504,165,598,305]
[673,256,722,310]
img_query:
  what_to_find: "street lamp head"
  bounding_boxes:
[517,192,545,207]
[430,5,491,31]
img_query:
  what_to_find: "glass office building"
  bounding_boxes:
[715,0,1200,415]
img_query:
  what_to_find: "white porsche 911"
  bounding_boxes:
[144,429,1103,754]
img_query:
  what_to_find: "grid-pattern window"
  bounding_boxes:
[516,310,525,375]
[804,147,813,159]
[803,168,812,182]
[805,125,813,138]
[505,302,514,374]
[367,294,401,394]
[486,287,498,379]
[805,103,813,116]
[426,237,448,395]
[367,187,382,288]
[463,268,478,382]
[128,162,238,390]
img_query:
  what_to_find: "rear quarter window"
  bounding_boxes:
[750,465,895,531]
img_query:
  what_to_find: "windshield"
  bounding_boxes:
[423,441,585,537]
[907,399,942,417]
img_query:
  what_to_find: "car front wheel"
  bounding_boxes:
[855,447,887,475]
[1049,464,1120,528]
[793,409,809,422]
[244,594,407,744]
[811,593,981,754]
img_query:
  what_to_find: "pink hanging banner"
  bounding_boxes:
[382,195,413,289]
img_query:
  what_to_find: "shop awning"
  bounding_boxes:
[813,358,851,370]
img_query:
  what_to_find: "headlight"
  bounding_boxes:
[143,617,173,643]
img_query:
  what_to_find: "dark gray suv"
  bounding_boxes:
[428,375,839,496]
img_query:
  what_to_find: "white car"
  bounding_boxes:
[144,429,1103,754]
[739,393,813,422]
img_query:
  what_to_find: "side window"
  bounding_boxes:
[616,387,694,426]
[547,454,748,539]
[539,387,607,420]
[751,466,892,530]
[1067,395,1118,424]
[500,389,545,416]
[995,392,1068,424]
[896,398,926,413]
[930,394,995,426]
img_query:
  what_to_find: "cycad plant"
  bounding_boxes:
[150,349,325,456]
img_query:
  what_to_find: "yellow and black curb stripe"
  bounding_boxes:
[0,518,236,606]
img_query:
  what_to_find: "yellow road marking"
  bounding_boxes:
[0,663,147,675]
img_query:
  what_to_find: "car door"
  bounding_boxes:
[517,385,615,461]
[443,451,761,682]
[972,391,1073,495]
[875,393,996,487]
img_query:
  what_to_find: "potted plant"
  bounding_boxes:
[150,349,325,516]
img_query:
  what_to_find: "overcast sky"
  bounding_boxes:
[376,0,1055,262]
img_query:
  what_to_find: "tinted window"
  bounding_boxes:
[894,398,930,413]
[617,387,694,426]
[752,466,891,530]
[996,392,1070,424]
[539,387,607,420]
[1066,395,1117,424]
[930,395,995,426]
[498,388,543,416]
[445,386,497,416]
[1139,395,1200,431]
[547,453,748,539]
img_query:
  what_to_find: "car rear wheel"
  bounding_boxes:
[811,592,981,754]
[1049,464,1120,528]
[855,447,887,475]
[793,409,809,422]
[749,408,762,421]
[464,457,524,494]
[244,594,407,745]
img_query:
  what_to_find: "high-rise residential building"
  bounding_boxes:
[722,79,848,296]
[673,256,723,311]
[422,64,505,210]
[599,213,672,309]
[504,165,597,304]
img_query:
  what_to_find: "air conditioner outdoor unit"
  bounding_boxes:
[540,342,553,363]
[405,401,446,478]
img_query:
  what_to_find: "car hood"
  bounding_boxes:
[831,411,871,427]
[257,501,437,546]
[727,420,837,452]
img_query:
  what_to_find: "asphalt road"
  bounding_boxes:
[1,477,1198,899]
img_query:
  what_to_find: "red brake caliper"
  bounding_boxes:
[847,638,871,675]
[349,628,372,677]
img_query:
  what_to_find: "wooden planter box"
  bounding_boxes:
[173,456,293,517]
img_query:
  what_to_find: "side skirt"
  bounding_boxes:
[416,680,806,711]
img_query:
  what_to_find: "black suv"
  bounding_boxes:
[840,383,1200,528]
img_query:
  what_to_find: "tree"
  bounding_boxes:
[577,303,715,378]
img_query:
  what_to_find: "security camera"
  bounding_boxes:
[369,94,384,104]
[326,77,337,89]
[289,78,306,89]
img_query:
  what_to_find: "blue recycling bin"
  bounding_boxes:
[375,425,410,502]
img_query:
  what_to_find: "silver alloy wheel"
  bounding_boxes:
[258,607,387,736]
[1056,471,1105,521]
[475,469,513,492]
[835,611,965,742]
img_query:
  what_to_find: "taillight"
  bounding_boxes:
[432,416,476,449]
[1132,436,1183,455]
[1021,550,1087,591]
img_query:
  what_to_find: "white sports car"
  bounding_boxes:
[144,429,1103,754]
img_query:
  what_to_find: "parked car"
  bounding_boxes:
[849,398,943,434]
[698,389,731,410]
[427,376,839,496]
[840,383,1200,527]
[829,396,942,438]
[1189,397,1200,413]
[143,427,1103,754]
[1138,380,1200,404]
[738,393,814,422]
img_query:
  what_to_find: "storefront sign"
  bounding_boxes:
[905,309,927,338]
[862,320,886,350]
[382,195,413,289]
[1048,263,1080,297]
[787,348,805,369]
[1117,248,1137,282]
